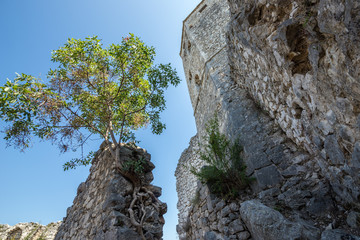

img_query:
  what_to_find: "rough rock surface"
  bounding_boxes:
[0,222,60,240]
[177,0,360,239]
[321,229,360,240]
[227,0,360,206]
[177,183,251,240]
[55,143,166,240]
[240,200,320,240]
[175,135,202,238]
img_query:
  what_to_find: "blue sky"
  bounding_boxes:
[0,1,199,239]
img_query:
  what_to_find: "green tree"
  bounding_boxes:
[0,34,180,238]
[0,34,179,166]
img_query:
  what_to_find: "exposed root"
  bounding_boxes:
[116,164,162,240]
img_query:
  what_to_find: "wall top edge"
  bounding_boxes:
[179,0,206,56]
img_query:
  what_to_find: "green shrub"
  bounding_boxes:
[123,156,147,174]
[191,116,253,199]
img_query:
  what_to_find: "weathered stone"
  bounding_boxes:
[228,219,244,234]
[144,172,154,184]
[54,145,165,240]
[240,200,320,240]
[221,206,231,218]
[324,135,345,165]
[258,188,280,200]
[229,203,239,212]
[207,195,214,212]
[321,229,360,240]
[222,226,230,235]
[237,231,251,240]
[253,165,283,190]
[77,182,86,194]
[319,120,334,136]
[147,184,162,198]
[204,231,217,240]
[215,200,226,212]
[307,182,335,217]
[102,194,125,211]
[246,152,272,173]
[228,213,237,221]
[105,228,141,240]
[351,142,360,168]
[220,217,231,226]
[208,212,217,222]
[176,0,360,239]
[107,177,132,195]
[346,211,360,229]
[282,165,299,178]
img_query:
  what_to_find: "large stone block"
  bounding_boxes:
[240,200,320,240]
[253,165,283,191]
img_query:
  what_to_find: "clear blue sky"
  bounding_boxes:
[0,1,199,239]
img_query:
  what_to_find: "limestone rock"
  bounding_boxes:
[240,200,320,240]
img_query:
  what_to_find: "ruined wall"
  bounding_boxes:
[1,145,166,240]
[176,0,360,239]
[55,143,166,240]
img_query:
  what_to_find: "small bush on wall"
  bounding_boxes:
[191,116,253,199]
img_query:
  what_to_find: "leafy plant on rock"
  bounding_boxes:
[191,116,253,199]
[123,156,147,175]
[0,34,180,239]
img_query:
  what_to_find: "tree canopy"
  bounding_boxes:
[0,34,180,169]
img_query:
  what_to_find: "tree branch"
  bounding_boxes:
[64,105,105,139]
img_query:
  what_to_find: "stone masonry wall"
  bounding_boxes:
[175,135,202,238]
[227,0,360,207]
[55,143,167,240]
[176,0,360,239]
[179,183,251,240]
[180,0,231,112]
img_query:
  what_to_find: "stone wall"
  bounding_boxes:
[227,0,360,207]
[176,0,360,239]
[1,144,166,240]
[180,0,231,113]
[55,143,166,240]
[175,135,202,239]
[0,222,60,240]
[179,183,251,240]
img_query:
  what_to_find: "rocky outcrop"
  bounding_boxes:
[55,143,166,240]
[177,0,360,239]
[0,222,60,240]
